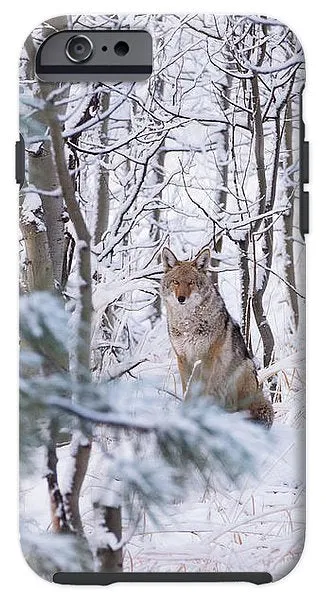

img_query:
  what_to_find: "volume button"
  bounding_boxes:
[303,141,309,184]
[15,133,25,188]
[300,191,309,236]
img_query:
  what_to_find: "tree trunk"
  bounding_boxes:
[251,75,267,221]
[19,217,54,292]
[150,148,165,322]
[283,100,299,328]
[63,434,92,534]
[239,237,251,347]
[28,145,66,286]
[46,419,70,533]
[24,18,69,288]
[211,74,230,286]
[96,505,123,572]
[94,91,111,246]
[250,74,275,367]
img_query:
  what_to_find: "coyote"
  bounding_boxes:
[160,247,274,428]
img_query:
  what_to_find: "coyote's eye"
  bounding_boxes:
[172,279,179,285]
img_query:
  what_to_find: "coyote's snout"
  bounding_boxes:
[160,247,274,428]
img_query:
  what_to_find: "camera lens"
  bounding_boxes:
[114,41,129,57]
[65,35,93,63]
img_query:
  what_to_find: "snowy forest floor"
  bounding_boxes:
[20,343,305,581]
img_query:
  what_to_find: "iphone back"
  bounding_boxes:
[18,14,307,584]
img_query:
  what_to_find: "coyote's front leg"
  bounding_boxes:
[177,355,190,395]
[177,356,204,398]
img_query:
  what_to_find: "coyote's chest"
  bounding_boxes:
[168,316,216,364]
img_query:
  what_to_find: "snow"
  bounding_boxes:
[20,324,304,580]
[21,187,46,231]
[21,527,87,577]
[20,292,68,347]
[20,419,304,580]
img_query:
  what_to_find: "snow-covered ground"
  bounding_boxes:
[20,348,305,581]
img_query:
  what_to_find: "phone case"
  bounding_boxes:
[19,14,306,584]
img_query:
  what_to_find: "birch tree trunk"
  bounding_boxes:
[150,147,165,322]
[24,22,93,543]
[25,17,69,287]
[22,22,70,533]
[211,76,230,286]
[28,145,66,286]
[19,212,54,292]
[45,104,93,547]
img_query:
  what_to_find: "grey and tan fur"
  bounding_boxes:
[160,247,274,428]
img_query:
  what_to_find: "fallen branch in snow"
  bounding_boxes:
[258,354,304,383]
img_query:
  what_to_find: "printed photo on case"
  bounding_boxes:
[19,14,305,582]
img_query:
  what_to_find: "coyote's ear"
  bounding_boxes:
[162,247,178,271]
[194,248,210,271]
